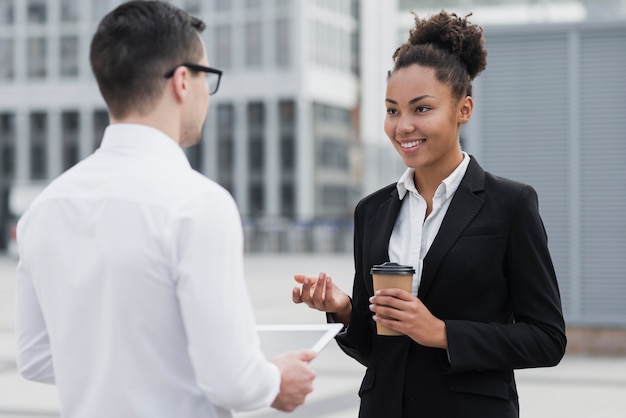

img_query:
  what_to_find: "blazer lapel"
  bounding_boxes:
[418,158,486,299]
[370,187,404,269]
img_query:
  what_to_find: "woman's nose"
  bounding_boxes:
[396,114,415,135]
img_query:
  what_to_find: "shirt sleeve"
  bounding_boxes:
[174,187,280,412]
[14,225,56,384]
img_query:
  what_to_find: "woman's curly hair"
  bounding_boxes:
[390,10,487,99]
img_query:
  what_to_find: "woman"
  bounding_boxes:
[293,10,566,418]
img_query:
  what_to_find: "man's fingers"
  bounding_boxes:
[295,349,318,363]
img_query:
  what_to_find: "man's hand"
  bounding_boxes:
[270,350,317,412]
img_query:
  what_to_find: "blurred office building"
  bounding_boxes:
[0,0,362,253]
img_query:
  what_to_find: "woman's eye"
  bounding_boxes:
[416,106,429,113]
[386,108,398,116]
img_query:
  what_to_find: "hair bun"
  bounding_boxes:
[406,10,487,80]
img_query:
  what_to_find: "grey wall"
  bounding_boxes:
[466,21,626,326]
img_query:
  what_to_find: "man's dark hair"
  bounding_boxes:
[90,1,206,119]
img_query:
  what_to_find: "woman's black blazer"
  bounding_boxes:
[334,156,567,418]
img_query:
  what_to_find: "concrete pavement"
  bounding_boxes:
[1,253,626,418]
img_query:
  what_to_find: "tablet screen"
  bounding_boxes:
[256,324,343,360]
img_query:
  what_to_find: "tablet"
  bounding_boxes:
[256,323,343,360]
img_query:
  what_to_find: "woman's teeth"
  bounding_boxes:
[401,139,424,148]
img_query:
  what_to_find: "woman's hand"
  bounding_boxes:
[292,273,352,326]
[369,288,448,349]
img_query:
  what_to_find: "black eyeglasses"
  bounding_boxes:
[163,63,222,95]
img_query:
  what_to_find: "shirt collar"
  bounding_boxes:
[98,123,191,170]
[396,152,471,200]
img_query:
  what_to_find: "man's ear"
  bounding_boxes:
[168,67,190,103]
[458,96,474,124]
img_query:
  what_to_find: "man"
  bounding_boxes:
[15,2,316,417]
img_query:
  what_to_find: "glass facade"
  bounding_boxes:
[313,103,355,216]
[214,25,232,69]
[275,18,290,68]
[0,39,13,80]
[0,0,13,24]
[27,37,46,79]
[0,0,360,253]
[27,0,46,23]
[60,0,78,22]
[61,111,79,170]
[29,112,47,180]
[60,36,79,77]
[216,103,235,194]
[247,102,265,216]
[245,21,263,68]
[0,113,15,178]
[93,110,108,150]
[279,100,296,217]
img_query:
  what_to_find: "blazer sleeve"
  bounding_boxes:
[445,185,567,372]
[332,197,377,367]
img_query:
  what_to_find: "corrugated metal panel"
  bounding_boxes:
[474,24,626,326]
[579,28,626,324]
[478,30,573,319]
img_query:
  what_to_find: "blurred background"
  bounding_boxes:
[1,0,625,355]
[1,1,626,416]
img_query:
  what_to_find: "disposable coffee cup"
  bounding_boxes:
[370,262,415,336]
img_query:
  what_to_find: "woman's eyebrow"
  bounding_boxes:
[385,95,434,105]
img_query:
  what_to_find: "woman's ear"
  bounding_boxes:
[458,96,474,124]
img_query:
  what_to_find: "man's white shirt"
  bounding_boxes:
[15,124,280,418]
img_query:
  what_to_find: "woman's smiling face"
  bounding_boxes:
[384,64,472,174]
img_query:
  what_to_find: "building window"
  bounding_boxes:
[247,102,265,172]
[280,183,294,218]
[275,18,290,68]
[60,36,79,77]
[214,25,232,69]
[248,184,264,217]
[0,0,14,24]
[61,111,79,170]
[217,103,234,192]
[93,109,108,150]
[245,21,262,68]
[319,139,349,171]
[0,113,16,178]
[321,185,349,210]
[29,112,47,180]
[248,102,265,215]
[60,0,79,22]
[278,102,296,218]
[27,37,47,79]
[27,0,46,23]
[351,30,359,76]
[0,39,14,80]
[185,141,203,171]
[279,100,295,173]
